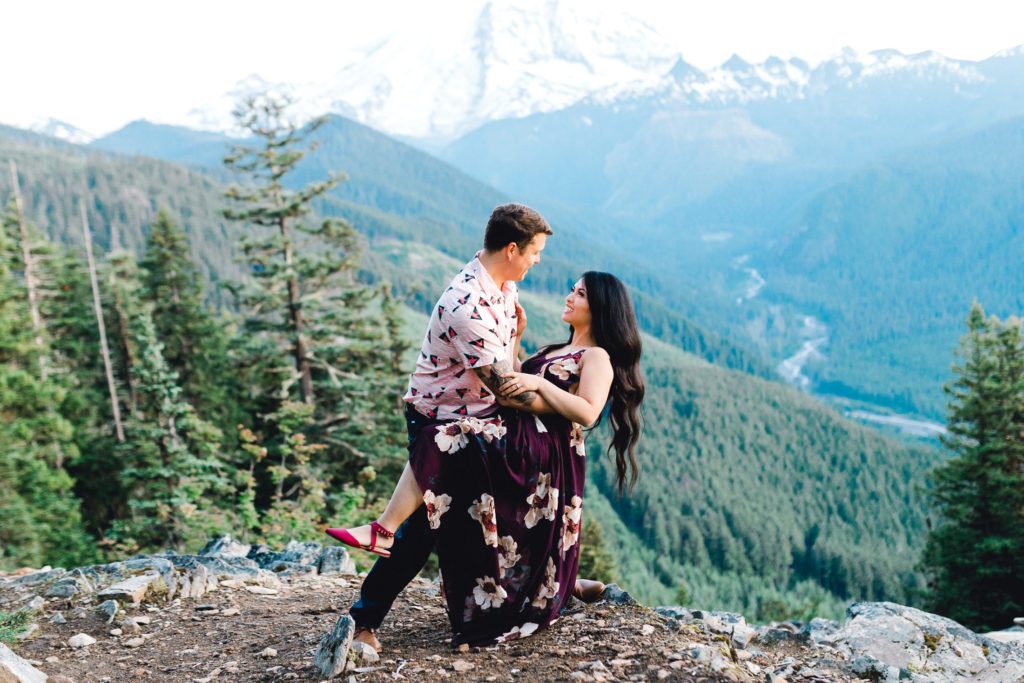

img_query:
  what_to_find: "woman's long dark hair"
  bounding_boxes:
[539,271,645,494]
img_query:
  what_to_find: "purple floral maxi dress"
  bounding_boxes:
[409,349,589,646]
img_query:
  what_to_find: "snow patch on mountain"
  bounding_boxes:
[17,117,96,144]
[181,0,681,142]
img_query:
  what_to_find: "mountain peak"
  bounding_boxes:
[722,54,753,71]
[18,117,95,145]
[177,0,681,142]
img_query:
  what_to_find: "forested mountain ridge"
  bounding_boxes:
[88,115,771,377]
[765,114,1024,418]
[1,121,941,618]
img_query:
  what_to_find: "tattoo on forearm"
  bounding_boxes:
[473,360,537,406]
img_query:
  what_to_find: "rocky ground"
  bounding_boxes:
[1,537,1023,683]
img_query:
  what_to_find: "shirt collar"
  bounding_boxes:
[470,251,517,300]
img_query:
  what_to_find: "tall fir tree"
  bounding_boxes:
[0,196,94,568]
[106,251,233,554]
[921,302,1024,630]
[222,93,408,530]
[139,207,240,446]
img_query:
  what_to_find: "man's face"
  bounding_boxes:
[509,233,547,281]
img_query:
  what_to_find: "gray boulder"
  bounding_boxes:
[317,546,356,576]
[199,535,251,558]
[248,540,324,574]
[828,602,1024,683]
[0,642,47,683]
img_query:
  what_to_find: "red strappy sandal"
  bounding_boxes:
[325,521,395,558]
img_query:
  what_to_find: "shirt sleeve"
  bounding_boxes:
[448,294,508,370]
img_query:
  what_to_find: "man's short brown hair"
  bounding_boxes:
[483,203,553,252]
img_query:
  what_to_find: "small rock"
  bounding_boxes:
[314,614,355,678]
[199,534,251,558]
[25,596,46,612]
[600,584,636,605]
[96,599,119,623]
[46,656,60,664]
[195,603,218,611]
[110,628,123,636]
[640,624,655,636]
[194,666,221,682]
[49,612,67,625]
[68,607,88,620]
[221,608,240,617]
[350,641,380,664]
[1014,617,1024,626]
[245,586,278,595]
[220,579,246,589]
[15,624,40,641]
[96,574,165,606]
[223,661,240,674]
[259,647,277,658]
[657,670,671,680]
[457,643,470,653]
[452,660,474,672]
[132,615,152,625]
[687,645,713,663]
[49,675,77,683]
[68,633,97,648]
[124,637,146,648]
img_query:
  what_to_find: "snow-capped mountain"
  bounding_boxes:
[182,0,681,142]
[176,0,1022,145]
[17,117,96,144]
[589,46,989,108]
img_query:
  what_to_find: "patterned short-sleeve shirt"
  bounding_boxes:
[403,253,518,421]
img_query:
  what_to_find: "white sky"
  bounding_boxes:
[4,0,1022,136]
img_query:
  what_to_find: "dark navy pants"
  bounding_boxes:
[349,405,436,630]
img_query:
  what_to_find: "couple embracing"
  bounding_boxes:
[327,203,645,648]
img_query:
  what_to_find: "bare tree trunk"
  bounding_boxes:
[81,202,125,442]
[272,182,313,404]
[111,285,139,412]
[8,160,48,380]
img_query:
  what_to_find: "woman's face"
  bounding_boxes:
[562,278,592,328]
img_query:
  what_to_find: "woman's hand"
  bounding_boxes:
[514,300,527,338]
[499,371,543,401]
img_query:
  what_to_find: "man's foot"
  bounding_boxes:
[353,627,381,652]
[573,578,606,603]
[325,521,396,557]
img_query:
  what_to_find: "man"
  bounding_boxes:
[347,203,603,651]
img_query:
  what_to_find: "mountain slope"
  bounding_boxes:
[763,115,1024,418]
[90,116,772,377]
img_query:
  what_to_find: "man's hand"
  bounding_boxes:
[473,359,537,406]
[515,300,527,338]
[498,371,543,401]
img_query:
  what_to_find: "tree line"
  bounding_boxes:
[0,95,409,568]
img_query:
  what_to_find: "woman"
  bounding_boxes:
[331,271,644,646]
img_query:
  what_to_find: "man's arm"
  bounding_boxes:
[473,359,543,410]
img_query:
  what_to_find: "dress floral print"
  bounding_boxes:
[408,348,589,646]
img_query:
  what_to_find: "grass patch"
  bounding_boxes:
[0,610,31,644]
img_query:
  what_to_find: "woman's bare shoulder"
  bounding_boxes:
[581,346,611,365]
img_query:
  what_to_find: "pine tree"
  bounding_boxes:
[577,510,618,585]
[221,93,408,530]
[139,207,240,445]
[106,252,233,553]
[0,198,94,569]
[921,302,1024,630]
